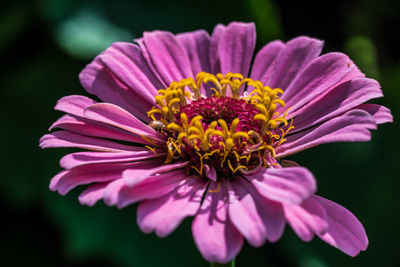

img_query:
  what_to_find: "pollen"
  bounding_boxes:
[147,72,293,180]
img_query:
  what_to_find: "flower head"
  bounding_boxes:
[40,22,392,263]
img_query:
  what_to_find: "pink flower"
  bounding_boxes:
[40,22,392,263]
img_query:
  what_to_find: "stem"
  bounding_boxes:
[210,259,235,267]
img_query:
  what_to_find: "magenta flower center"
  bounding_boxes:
[147,72,293,179]
[179,96,261,133]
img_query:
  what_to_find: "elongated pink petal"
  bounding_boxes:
[287,60,365,117]
[50,114,150,144]
[176,30,211,96]
[60,150,164,169]
[79,52,153,122]
[123,161,189,187]
[267,36,323,90]
[49,162,136,195]
[99,42,162,102]
[84,103,166,145]
[78,182,108,206]
[283,197,328,241]
[192,182,243,263]
[356,103,393,124]
[39,131,141,152]
[250,40,285,85]
[176,30,211,75]
[313,195,368,256]
[140,31,194,85]
[277,109,377,157]
[104,169,188,208]
[217,22,256,78]
[54,95,97,117]
[209,24,226,74]
[245,167,316,204]
[228,179,285,246]
[289,78,383,133]
[282,53,355,110]
[137,178,207,237]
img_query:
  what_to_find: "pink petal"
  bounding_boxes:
[192,182,243,263]
[228,178,285,247]
[60,150,164,169]
[50,114,150,144]
[123,161,189,187]
[176,30,211,75]
[277,109,377,158]
[139,30,194,85]
[267,36,324,90]
[98,42,162,103]
[54,95,97,117]
[289,77,383,133]
[39,131,141,152]
[356,103,393,124]
[78,182,108,206]
[245,167,316,204]
[250,40,285,85]
[283,197,328,241]
[286,59,365,117]
[313,195,368,256]
[104,169,188,208]
[205,165,217,182]
[49,162,135,195]
[84,103,166,145]
[209,24,226,74]
[282,53,356,110]
[176,30,211,96]
[137,178,207,237]
[216,22,256,78]
[79,51,153,122]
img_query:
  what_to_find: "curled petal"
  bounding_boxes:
[123,161,189,187]
[192,182,243,264]
[228,179,285,246]
[84,103,166,145]
[314,195,368,257]
[54,95,97,117]
[277,109,377,157]
[137,178,207,237]
[104,169,188,208]
[49,162,136,195]
[78,182,108,206]
[245,167,316,204]
[283,197,328,241]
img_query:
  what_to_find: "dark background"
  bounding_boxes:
[1,0,399,266]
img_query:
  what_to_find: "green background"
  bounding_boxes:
[1,0,399,266]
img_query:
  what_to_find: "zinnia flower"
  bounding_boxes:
[40,22,392,263]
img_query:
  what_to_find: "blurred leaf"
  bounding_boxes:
[299,256,328,267]
[47,194,204,267]
[344,35,379,78]
[55,9,133,59]
[247,0,283,42]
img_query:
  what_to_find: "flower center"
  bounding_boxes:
[147,72,293,180]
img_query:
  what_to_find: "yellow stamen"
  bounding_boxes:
[209,182,221,193]
[146,71,293,179]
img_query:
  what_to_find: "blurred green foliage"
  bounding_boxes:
[1,0,399,266]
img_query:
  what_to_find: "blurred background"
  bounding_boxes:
[1,0,399,266]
